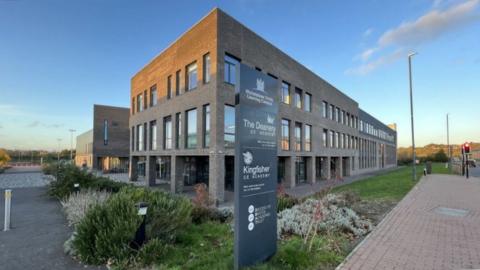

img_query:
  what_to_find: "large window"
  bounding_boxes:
[224,54,239,85]
[304,93,311,112]
[335,107,340,122]
[137,94,143,112]
[340,110,345,124]
[281,119,290,150]
[281,82,290,104]
[175,70,181,96]
[143,90,148,110]
[335,132,339,148]
[186,109,197,148]
[224,105,235,147]
[150,85,157,107]
[164,116,172,150]
[186,62,197,91]
[295,122,302,151]
[323,129,328,147]
[137,124,144,151]
[203,104,210,148]
[150,120,157,150]
[167,75,172,99]
[340,133,344,149]
[329,130,334,148]
[131,126,135,150]
[203,53,211,83]
[322,101,327,118]
[305,124,311,151]
[329,104,334,120]
[175,113,181,149]
[294,88,302,109]
[103,120,108,145]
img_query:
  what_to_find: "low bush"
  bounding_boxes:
[47,163,128,199]
[277,195,298,213]
[61,189,111,227]
[191,205,233,224]
[135,238,170,267]
[72,187,192,266]
[73,191,142,265]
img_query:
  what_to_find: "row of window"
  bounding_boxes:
[131,53,211,114]
[359,120,395,143]
[359,138,377,169]
[280,119,312,151]
[321,101,358,129]
[131,104,236,152]
[322,129,359,150]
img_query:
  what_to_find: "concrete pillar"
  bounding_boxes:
[324,156,331,180]
[306,156,316,184]
[170,155,184,193]
[209,153,225,203]
[284,156,296,188]
[129,156,138,182]
[145,155,156,186]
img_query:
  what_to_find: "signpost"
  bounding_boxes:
[234,64,278,269]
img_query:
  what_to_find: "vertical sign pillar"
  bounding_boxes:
[234,64,278,269]
[4,189,12,231]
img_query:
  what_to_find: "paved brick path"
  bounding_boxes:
[338,174,480,270]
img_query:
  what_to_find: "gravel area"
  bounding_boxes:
[0,167,53,189]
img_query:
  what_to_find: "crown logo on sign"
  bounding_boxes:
[267,114,274,124]
[256,78,265,92]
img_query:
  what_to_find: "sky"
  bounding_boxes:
[0,0,479,150]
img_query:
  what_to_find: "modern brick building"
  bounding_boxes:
[129,8,397,202]
[75,104,130,172]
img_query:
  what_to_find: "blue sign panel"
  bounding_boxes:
[234,64,278,269]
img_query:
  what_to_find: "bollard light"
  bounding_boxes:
[131,202,149,250]
[73,183,80,193]
[4,189,12,231]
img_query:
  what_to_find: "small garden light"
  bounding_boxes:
[73,183,80,193]
[132,202,149,249]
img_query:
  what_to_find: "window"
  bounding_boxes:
[335,132,339,148]
[351,115,354,128]
[164,116,172,150]
[150,120,157,150]
[224,54,239,85]
[295,122,302,151]
[305,124,311,151]
[175,113,181,149]
[335,107,340,122]
[143,90,148,110]
[329,130,334,148]
[137,94,143,112]
[323,129,328,147]
[304,93,311,112]
[137,124,144,151]
[281,119,290,150]
[281,82,290,104]
[203,53,211,83]
[340,110,345,124]
[150,85,157,106]
[103,120,108,145]
[294,88,302,109]
[175,70,181,96]
[131,97,135,115]
[224,105,235,147]
[167,75,172,99]
[346,113,350,126]
[186,109,197,148]
[322,101,327,118]
[340,133,344,149]
[329,105,334,120]
[186,62,197,91]
[203,104,210,148]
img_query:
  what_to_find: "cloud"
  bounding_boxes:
[27,121,64,129]
[348,0,480,75]
[363,28,374,38]
[346,49,405,76]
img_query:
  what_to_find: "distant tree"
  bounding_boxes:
[0,148,11,166]
[433,149,448,162]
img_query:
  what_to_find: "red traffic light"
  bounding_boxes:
[463,143,471,154]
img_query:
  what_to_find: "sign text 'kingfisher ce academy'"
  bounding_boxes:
[234,64,279,269]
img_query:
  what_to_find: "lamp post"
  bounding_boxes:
[408,52,417,181]
[446,114,451,173]
[69,129,76,162]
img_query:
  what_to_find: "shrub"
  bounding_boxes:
[47,163,128,199]
[277,195,298,213]
[73,191,142,265]
[136,239,170,267]
[277,195,372,239]
[61,189,111,227]
[191,205,233,224]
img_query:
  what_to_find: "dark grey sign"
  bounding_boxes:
[234,64,278,269]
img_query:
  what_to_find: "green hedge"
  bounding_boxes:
[46,163,128,199]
